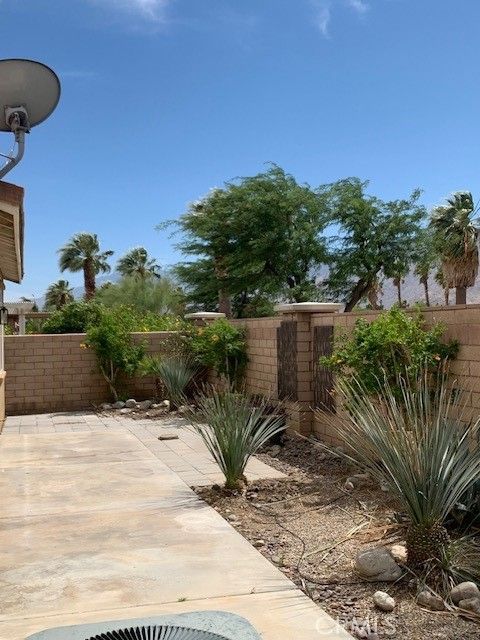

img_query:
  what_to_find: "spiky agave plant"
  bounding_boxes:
[140,356,196,408]
[189,390,286,491]
[319,369,480,580]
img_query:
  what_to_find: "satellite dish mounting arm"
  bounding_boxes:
[0,106,29,180]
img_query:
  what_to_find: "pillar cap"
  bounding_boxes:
[275,302,342,314]
[184,312,226,320]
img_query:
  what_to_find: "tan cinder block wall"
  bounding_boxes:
[312,304,480,445]
[4,331,178,415]
[232,317,281,396]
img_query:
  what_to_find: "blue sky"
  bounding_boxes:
[1,0,478,300]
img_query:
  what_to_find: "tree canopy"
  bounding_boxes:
[321,178,425,311]
[174,165,330,317]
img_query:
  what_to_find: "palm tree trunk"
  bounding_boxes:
[397,282,402,306]
[423,280,430,307]
[84,259,96,300]
[455,286,467,305]
[218,289,232,317]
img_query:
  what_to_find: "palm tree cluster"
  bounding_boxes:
[44,235,162,310]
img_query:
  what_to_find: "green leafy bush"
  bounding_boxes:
[322,307,458,394]
[188,318,247,385]
[41,300,185,335]
[42,301,103,334]
[86,308,145,401]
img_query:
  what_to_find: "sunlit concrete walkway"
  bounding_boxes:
[3,412,285,486]
[0,418,352,639]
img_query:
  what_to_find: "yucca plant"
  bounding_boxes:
[189,390,286,491]
[319,368,480,586]
[140,356,196,408]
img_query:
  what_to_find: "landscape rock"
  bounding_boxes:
[347,473,370,489]
[390,544,407,564]
[269,445,281,457]
[355,547,403,582]
[138,399,152,410]
[157,434,179,441]
[112,401,125,410]
[120,408,132,414]
[253,539,265,548]
[373,591,395,612]
[451,581,480,606]
[100,403,112,411]
[416,590,445,611]
[125,399,137,408]
[458,597,480,614]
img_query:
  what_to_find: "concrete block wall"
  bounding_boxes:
[232,317,281,397]
[4,331,177,415]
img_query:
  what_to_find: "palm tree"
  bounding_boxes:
[435,269,450,306]
[414,230,437,307]
[430,192,479,305]
[58,233,113,300]
[44,280,74,310]
[116,247,160,280]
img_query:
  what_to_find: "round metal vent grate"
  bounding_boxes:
[88,625,231,640]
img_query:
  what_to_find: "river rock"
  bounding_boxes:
[451,581,480,605]
[113,401,125,410]
[458,597,480,614]
[355,547,403,582]
[390,544,407,564]
[125,399,137,408]
[138,399,152,410]
[416,590,445,611]
[373,591,395,612]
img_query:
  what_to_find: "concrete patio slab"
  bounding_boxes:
[0,591,353,639]
[0,421,352,640]
[0,431,150,468]
[2,413,285,486]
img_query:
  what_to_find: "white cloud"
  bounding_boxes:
[311,1,331,37]
[311,0,370,37]
[346,0,370,14]
[88,0,171,22]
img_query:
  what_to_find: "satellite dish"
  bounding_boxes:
[0,58,61,179]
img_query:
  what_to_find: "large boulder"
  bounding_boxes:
[355,547,403,582]
[451,582,480,606]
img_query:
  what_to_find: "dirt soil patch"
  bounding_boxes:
[195,434,479,640]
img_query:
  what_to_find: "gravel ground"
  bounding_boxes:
[195,434,479,640]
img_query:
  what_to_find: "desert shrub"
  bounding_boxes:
[96,274,186,316]
[140,355,197,408]
[322,307,458,394]
[86,307,145,401]
[318,369,480,592]
[189,390,286,490]
[41,301,103,334]
[188,319,247,385]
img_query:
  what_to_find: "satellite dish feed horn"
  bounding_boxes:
[0,59,61,179]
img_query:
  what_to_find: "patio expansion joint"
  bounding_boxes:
[0,585,300,627]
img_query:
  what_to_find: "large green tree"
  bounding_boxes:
[430,191,479,305]
[173,165,329,317]
[44,279,74,310]
[116,247,160,280]
[413,228,437,307]
[96,274,185,315]
[58,233,113,300]
[321,179,425,311]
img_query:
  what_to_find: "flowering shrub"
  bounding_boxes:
[321,307,458,395]
[188,318,247,385]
